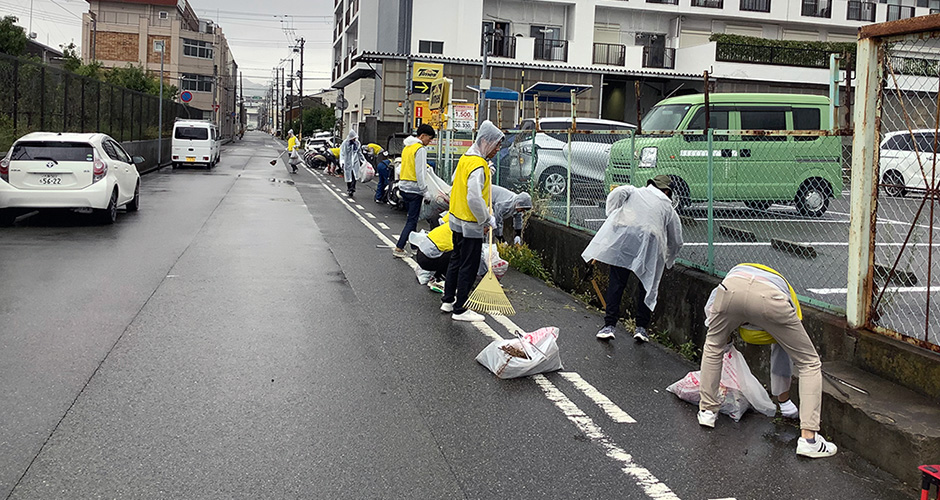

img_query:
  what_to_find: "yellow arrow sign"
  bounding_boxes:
[412,81,430,94]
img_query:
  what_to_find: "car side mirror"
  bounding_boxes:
[132,156,145,165]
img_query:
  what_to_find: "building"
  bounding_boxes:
[332,0,938,136]
[81,0,239,138]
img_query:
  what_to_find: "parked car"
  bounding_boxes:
[171,119,220,169]
[0,132,142,225]
[880,129,939,197]
[506,117,635,197]
[306,137,334,153]
[606,93,843,217]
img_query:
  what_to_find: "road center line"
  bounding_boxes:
[559,372,637,424]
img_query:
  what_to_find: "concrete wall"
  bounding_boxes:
[122,138,171,175]
[524,216,940,401]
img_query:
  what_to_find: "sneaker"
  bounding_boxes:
[596,325,616,340]
[697,409,717,428]
[452,309,485,322]
[440,301,455,313]
[392,248,408,258]
[797,434,838,458]
[633,326,650,343]
[427,280,445,293]
[779,399,800,419]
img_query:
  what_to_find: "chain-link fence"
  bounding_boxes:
[852,21,940,351]
[0,51,195,152]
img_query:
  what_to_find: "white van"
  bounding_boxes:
[171,120,220,169]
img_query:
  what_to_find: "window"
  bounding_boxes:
[887,4,916,19]
[104,139,131,163]
[418,40,443,54]
[159,11,168,19]
[740,0,771,11]
[641,104,692,131]
[915,132,939,154]
[183,38,214,59]
[741,108,787,141]
[175,126,210,140]
[883,134,914,151]
[692,0,724,7]
[11,142,93,162]
[802,0,832,17]
[793,108,821,130]
[847,0,877,21]
[180,74,214,93]
[688,109,730,129]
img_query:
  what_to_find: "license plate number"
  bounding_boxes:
[39,175,61,185]
[186,157,196,162]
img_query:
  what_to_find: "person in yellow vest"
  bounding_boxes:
[411,213,454,291]
[440,120,504,322]
[286,130,300,173]
[698,263,838,459]
[393,124,437,258]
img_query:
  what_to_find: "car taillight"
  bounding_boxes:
[203,156,209,161]
[93,152,108,183]
[0,154,9,183]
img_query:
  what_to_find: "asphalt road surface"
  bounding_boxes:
[0,132,913,499]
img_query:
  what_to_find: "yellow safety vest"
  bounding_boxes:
[400,142,422,182]
[287,136,297,152]
[449,155,491,223]
[427,213,453,252]
[737,263,803,345]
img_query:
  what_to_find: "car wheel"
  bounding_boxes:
[171,162,179,170]
[126,182,140,212]
[744,201,772,211]
[538,167,568,197]
[795,179,831,218]
[669,176,691,212]
[96,189,118,224]
[882,170,906,197]
[0,209,17,227]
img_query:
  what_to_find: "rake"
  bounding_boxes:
[466,221,515,316]
[269,150,287,166]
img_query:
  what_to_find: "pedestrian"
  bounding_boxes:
[340,130,364,197]
[697,263,838,459]
[286,129,300,173]
[440,120,504,322]
[393,124,437,258]
[581,175,684,342]
[412,213,454,292]
[490,185,533,244]
[374,150,392,204]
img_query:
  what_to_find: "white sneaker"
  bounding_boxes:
[697,409,717,428]
[596,325,616,340]
[633,326,650,343]
[452,310,485,322]
[797,434,838,458]
[779,399,800,419]
[440,301,455,313]
[393,248,409,258]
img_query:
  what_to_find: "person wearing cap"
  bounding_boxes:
[340,130,364,197]
[697,263,837,459]
[582,175,684,342]
[286,129,300,173]
[490,185,533,244]
[394,124,437,258]
[374,150,392,204]
[441,120,505,322]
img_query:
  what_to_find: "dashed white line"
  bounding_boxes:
[355,204,365,210]
[560,372,637,424]
[378,222,390,230]
[364,212,376,219]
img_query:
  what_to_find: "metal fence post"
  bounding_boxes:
[80,79,86,132]
[12,59,18,133]
[120,89,125,142]
[96,80,101,133]
[39,66,45,131]
[63,72,69,132]
[847,36,883,329]
[706,128,715,275]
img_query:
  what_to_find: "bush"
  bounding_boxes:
[710,33,855,69]
[496,242,550,281]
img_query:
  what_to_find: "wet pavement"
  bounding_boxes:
[0,132,913,499]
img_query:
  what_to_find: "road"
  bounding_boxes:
[0,132,912,499]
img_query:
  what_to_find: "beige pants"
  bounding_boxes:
[699,275,823,431]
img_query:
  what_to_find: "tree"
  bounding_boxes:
[0,15,28,57]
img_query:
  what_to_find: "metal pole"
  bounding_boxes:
[480,29,489,126]
[404,55,412,133]
[566,89,575,226]
[298,37,305,140]
[290,58,295,133]
[158,43,164,165]
[829,53,841,131]
[706,128,715,275]
[39,66,45,130]
[63,72,68,131]
[12,59,18,133]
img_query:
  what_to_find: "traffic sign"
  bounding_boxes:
[412,63,443,83]
[180,91,193,103]
[411,81,431,94]
[452,103,476,131]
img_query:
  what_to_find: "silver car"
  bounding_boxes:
[880,129,939,196]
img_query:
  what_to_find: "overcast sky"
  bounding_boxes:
[3,0,336,91]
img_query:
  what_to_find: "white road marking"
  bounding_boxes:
[559,372,637,424]
[311,172,684,500]
[378,222,390,230]
[809,286,940,294]
[355,204,365,210]
[364,212,376,219]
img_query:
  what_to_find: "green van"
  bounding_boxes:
[605,93,843,217]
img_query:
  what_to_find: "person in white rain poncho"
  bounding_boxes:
[581,175,683,342]
[339,130,365,197]
[440,120,504,323]
[490,185,533,244]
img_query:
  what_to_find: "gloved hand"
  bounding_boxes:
[513,236,522,245]
[487,215,497,228]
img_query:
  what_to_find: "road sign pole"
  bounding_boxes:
[156,40,164,166]
[405,55,412,133]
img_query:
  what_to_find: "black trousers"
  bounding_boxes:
[346,179,357,193]
[604,265,652,329]
[416,249,451,281]
[442,230,483,314]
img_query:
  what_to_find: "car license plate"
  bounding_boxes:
[39,174,61,185]
[186,157,196,162]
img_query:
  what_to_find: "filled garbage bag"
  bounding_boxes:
[478,244,509,279]
[359,163,376,183]
[476,327,563,379]
[418,167,451,221]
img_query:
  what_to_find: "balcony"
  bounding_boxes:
[333,63,341,82]
[801,0,832,17]
[847,0,876,21]
[643,46,675,69]
[715,42,835,68]
[692,0,724,7]
[483,35,516,59]
[740,0,771,12]
[593,42,626,66]
[533,39,568,62]
[887,4,916,20]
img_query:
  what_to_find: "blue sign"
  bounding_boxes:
[180,91,193,103]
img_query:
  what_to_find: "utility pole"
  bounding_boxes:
[280,67,285,136]
[479,26,491,126]
[297,37,305,139]
[156,40,164,166]
[289,58,295,134]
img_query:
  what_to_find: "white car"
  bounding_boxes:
[0,132,142,225]
[506,117,635,197]
[880,129,939,197]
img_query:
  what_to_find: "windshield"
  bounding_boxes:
[12,142,94,162]
[175,127,209,140]
[641,104,692,131]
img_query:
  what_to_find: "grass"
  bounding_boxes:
[497,242,550,282]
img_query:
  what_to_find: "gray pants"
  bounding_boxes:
[699,275,823,431]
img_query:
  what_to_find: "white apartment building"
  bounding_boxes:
[332,0,938,134]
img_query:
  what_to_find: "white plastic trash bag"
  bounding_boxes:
[415,266,434,285]
[418,168,451,221]
[359,163,376,183]
[478,244,509,279]
[665,345,775,421]
[476,327,563,379]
